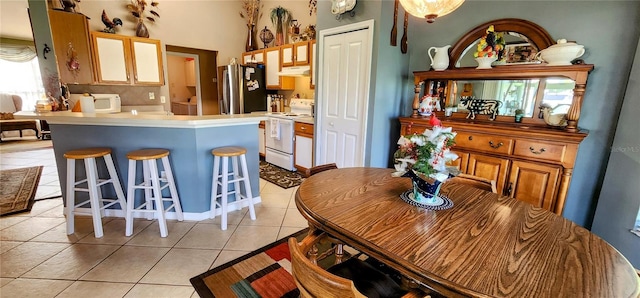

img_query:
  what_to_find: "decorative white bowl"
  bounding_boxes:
[538,39,585,66]
[475,56,497,69]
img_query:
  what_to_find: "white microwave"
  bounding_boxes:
[69,93,122,113]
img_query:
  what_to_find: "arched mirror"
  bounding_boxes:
[446,19,574,119]
[449,18,555,69]
[410,18,593,132]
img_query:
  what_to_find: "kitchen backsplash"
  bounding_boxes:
[67,85,163,106]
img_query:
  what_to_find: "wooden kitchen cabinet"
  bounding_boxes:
[185,58,196,87]
[294,121,314,174]
[281,41,309,67]
[264,46,294,90]
[242,49,264,64]
[48,10,93,84]
[258,121,266,157]
[90,32,164,86]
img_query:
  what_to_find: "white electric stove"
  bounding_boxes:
[265,98,313,171]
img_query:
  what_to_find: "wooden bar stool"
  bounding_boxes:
[64,147,127,238]
[210,146,256,230]
[125,149,183,237]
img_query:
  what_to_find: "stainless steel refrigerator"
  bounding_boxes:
[218,64,267,114]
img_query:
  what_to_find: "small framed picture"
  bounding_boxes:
[505,43,539,64]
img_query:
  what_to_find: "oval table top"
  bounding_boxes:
[295,167,640,298]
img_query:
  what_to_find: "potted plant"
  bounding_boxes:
[240,0,263,51]
[270,6,292,46]
[392,116,458,205]
[514,109,524,123]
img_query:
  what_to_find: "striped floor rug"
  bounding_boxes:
[0,166,43,216]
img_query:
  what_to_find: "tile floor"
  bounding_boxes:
[0,144,308,297]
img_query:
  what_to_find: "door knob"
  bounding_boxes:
[330,122,334,126]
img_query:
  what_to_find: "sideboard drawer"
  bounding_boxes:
[455,132,513,155]
[513,140,566,162]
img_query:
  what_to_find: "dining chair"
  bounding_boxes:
[446,173,498,194]
[304,163,338,177]
[289,230,427,298]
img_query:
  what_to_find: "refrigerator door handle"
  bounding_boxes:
[221,69,229,114]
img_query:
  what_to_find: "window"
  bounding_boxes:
[0,58,45,111]
[633,209,640,237]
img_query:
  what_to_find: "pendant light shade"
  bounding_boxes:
[399,0,465,23]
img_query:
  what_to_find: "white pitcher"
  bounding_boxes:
[428,45,451,71]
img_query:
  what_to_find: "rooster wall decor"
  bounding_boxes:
[101,10,122,34]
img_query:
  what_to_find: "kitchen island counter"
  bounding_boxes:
[15,110,267,128]
[15,111,264,220]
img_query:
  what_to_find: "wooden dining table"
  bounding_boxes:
[295,167,640,298]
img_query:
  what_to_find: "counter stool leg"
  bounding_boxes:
[66,158,76,235]
[221,156,229,230]
[210,156,220,219]
[104,154,127,217]
[125,159,136,237]
[232,156,241,204]
[84,157,104,238]
[240,154,256,220]
[148,160,168,237]
[142,161,153,220]
[161,156,183,221]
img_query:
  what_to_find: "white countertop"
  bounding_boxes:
[15,111,267,128]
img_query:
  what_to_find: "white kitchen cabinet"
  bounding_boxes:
[258,121,266,157]
[294,122,314,173]
[185,58,196,87]
[242,49,264,64]
[265,46,294,90]
[90,31,164,85]
[281,41,309,67]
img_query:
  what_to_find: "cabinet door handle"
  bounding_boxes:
[506,182,513,196]
[529,147,546,154]
[489,141,503,149]
[468,136,473,141]
[126,73,130,80]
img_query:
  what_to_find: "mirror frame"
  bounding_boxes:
[448,18,555,69]
[410,19,594,132]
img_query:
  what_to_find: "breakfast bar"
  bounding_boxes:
[15,111,266,220]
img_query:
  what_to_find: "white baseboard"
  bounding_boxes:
[71,196,262,221]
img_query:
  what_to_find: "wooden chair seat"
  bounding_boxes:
[126,148,170,160]
[63,147,111,159]
[289,230,427,298]
[446,173,498,193]
[211,146,247,157]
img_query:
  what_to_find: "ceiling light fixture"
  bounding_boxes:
[399,0,465,23]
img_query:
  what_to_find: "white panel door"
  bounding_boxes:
[318,28,371,168]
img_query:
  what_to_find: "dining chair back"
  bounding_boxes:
[305,163,338,177]
[446,173,498,193]
[289,230,423,298]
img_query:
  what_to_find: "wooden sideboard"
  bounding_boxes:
[400,117,586,215]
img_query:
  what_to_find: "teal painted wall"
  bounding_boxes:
[317,1,640,232]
